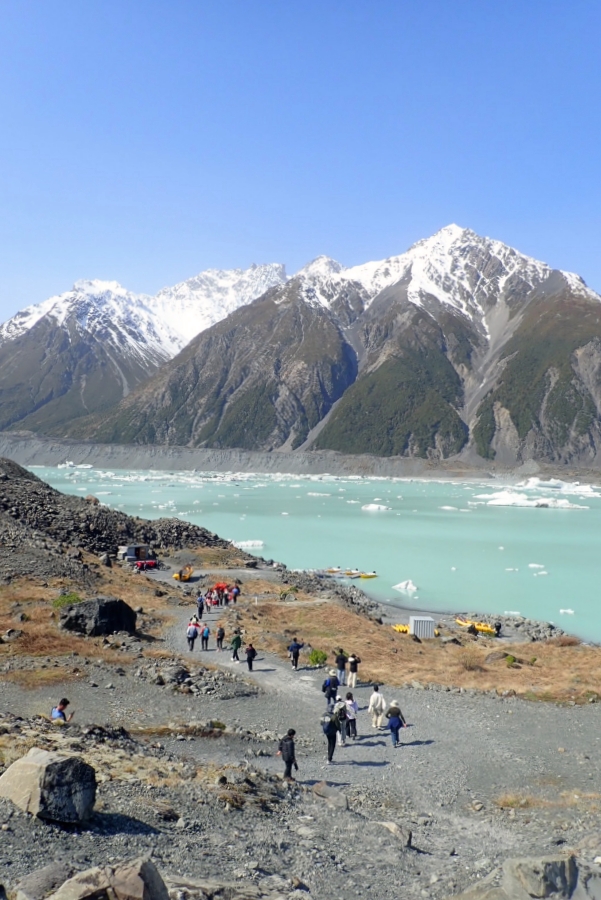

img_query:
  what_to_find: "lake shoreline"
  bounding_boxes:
[3,429,601,482]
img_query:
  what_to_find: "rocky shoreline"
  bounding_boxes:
[3,430,601,480]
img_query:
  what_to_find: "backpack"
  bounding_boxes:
[186,625,197,638]
[321,678,330,693]
[334,702,347,721]
[320,713,334,734]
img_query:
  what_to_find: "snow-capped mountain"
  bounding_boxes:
[0,264,287,355]
[64,225,601,468]
[0,263,287,434]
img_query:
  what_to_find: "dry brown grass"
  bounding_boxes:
[495,790,601,811]
[228,595,601,702]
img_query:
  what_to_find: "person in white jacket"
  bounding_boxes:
[368,685,386,728]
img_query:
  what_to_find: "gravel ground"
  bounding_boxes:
[2,590,601,899]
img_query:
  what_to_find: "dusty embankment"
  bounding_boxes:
[3,429,601,480]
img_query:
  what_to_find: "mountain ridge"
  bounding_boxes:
[3,225,601,466]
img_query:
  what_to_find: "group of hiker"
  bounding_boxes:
[186,591,257,670]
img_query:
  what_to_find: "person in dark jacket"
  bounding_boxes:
[322,670,339,711]
[231,631,242,662]
[288,638,304,670]
[245,643,257,671]
[335,649,348,685]
[385,700,407,747]
[277,728,298,781]
[321,712,340,764]
[216,625,225,651]
[347,654,361,688]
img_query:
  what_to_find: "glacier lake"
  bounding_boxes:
[34,466,601,642]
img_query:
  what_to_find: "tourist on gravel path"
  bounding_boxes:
[245,642,257,671]
[335,649,348,685]
[187,621,199,651]
[277,728,298,782]
[216,625,225,651]
[368,685,386,728]
[322,670,340,711]
[332,696,348,746]
[386,700,407,748]
[321,710,341,765]
[345,692,358,740]
[51,698,74,723]
[231,631,242,662]
[347,653,361,688]
[201,623,210,651]
[288,637,304,670]
[196,595,204,619]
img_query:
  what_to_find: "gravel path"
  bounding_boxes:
[3,584,601,899]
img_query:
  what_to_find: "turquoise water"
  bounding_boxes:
[33,466,601,642]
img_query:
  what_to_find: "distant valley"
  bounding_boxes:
[2,225,601,467]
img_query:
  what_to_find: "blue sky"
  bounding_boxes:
[0,1,600,319]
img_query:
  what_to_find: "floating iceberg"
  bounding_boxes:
[307,492,331,497]
[473,490,588,509]
[393,579,418,594]
[233,540,264,549]
[528,563,545,569]
[560,609,575,615]
[439,505,458,511]
[361,503,391,511]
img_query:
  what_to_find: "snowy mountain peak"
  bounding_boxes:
[296,256,344,278]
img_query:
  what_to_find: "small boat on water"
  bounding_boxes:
[326,566,342,573]
[344,569,361,577]
[455,616,496,636]
[359,571,377,579]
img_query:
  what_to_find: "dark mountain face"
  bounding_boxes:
[67,285,359,451]
[6,225,601,466]
[0,314,165,434]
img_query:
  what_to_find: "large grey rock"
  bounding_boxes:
[502,854,577,899]
[47,859,169,900]
[311,780,348,810]
[59,597,137,636]
[15,863,74,900]
[0,747,96,822]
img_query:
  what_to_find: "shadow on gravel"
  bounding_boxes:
[89,813,160,836]
[399,740,435,748]
[344,760,390,767]
[354,740,387,747]
[136,632,161,643]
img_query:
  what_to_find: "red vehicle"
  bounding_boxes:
[135,559,158,571]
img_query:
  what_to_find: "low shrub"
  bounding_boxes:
[308,649,328,667]
[52,592,83,609]
[459,647,481,671]
[506,655,517,667]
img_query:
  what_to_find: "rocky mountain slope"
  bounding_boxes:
[0,265,286,433]
[0,457,229,584]
[64,226,601,466]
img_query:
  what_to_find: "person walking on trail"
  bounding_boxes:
[335,649,348,686]
[332,696,348,746]
[322,670,339,712]
[196,595,204,619]
[245,642,257,671]
[51,698,74,723]
[231,631,242,662]
[187,621,199,651]
[277,729,298,782]
[386,700,407,748]
[288,637,304,671]
[347,654,361,688]
[216,625,225,652]
[368,685,386,728]
[321,710,340,765]
[345,691,358,740]
[200,623,210,651]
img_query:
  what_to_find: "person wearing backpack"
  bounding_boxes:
[216,625,225,651]
[186,621,199,651]
[200,623,210,651]
[347,654,361,688]
[332,696,348,746]
[245,642,257,671]
[321,671,339,711]
[320,710,340,765]
[345,691,358,740]
[277,729,298,782]
[231,631,242,662]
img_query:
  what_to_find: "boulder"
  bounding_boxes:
[15,862,74,900]
[311,780,348,810]
[376,820,412,847]
[47,859,168,900]
[0,747,96,822]
[59,597,136,636]
[502,854,577,899]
